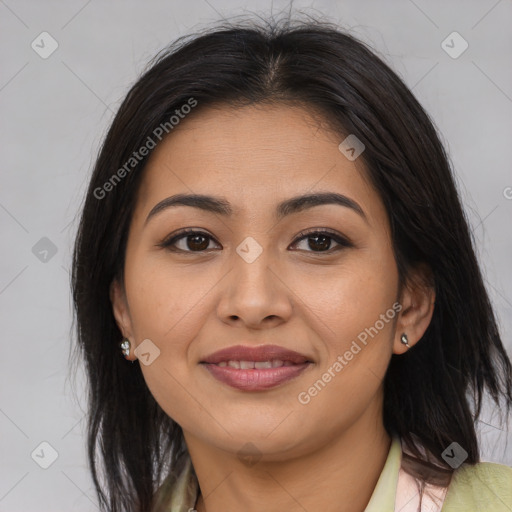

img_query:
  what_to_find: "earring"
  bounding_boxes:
[400,333,410,348]
[120,338,131,358]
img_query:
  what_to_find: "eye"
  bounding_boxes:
[158,229,221,253]
[289,229,353,253]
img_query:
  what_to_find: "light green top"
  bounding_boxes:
[151,437,512,511]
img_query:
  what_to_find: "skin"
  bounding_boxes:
[110,103,435,512]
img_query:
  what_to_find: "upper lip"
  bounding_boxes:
[200,344,312,364]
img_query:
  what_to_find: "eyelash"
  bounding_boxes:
[157,228,353,255]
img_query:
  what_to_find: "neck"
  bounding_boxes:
[186,406,391,512]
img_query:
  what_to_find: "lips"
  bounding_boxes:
[200,344,313,391]
[201,344,311,365]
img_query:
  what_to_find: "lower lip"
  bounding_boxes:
[201,363,311,391]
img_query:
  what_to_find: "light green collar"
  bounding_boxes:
[363,436,402,512]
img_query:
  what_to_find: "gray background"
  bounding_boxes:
[1,0,511,510]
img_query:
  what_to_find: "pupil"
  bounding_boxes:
[309,235,330,251]
[188,235,209,251]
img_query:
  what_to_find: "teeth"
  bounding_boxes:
[255,361,272,369]
[216,359,294,369]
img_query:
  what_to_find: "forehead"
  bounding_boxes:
[134,103,383,225]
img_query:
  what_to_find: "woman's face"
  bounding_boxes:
[111,103,422,460]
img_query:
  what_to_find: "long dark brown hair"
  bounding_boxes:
[70,15,512,512]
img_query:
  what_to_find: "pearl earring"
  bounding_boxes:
[400,333,410,348]
[120,338,131,358]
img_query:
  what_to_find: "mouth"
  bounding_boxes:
[200,344,314,391]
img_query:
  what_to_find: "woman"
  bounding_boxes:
[71,16,512,512]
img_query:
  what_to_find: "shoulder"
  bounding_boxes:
[442,461,512,511]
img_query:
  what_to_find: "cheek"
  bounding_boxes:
[124,254,208,343]
[296,282,398,431]
[123,258,207,426]
[292,248,398,345]
[292,248,398,406]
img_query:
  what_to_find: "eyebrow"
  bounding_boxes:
[144,192,368,226]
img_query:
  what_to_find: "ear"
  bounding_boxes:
[393,262,435,354]
[110,277,137,361]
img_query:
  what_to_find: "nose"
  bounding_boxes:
[216,244,293,329]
